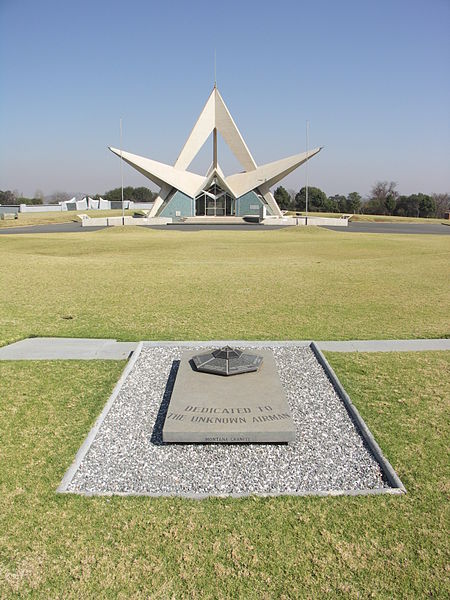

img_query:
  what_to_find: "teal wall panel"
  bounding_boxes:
[236,191,265,216]
[157,189,275,218]
[159,191,193,218]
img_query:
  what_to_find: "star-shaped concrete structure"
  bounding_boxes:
[109,86,322,219]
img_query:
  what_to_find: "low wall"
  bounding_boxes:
[0,205,20,215]
[81,217,108,226]
[14,201,154,213]
[0,204,61,214]
[81,216,172,227]
[305,216,348,226]
[138,217,171,225]
[263,216,348,227]
[20,204,63,213]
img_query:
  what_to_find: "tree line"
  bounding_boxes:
[0,186,157,206]
[273,182,450,219]
[0,190,44,205]
[94,187,157,203]
[2,183,449,218]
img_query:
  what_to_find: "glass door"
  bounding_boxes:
[226,195,235,216]
[195,185,236,216]
[206,197,216,216]
[215,195,225,216]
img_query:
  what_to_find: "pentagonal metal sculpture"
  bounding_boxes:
[192,346,263,376]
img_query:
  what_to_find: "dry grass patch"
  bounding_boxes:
[288,211,447,224]
[0,226,449,347]
[0,209,135,228]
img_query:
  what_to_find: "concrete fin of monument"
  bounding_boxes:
[108,86,322,222]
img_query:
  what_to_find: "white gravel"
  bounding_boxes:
[65,345,389,496]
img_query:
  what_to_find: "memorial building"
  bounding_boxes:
[109,86,322,219]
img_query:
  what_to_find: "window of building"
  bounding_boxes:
[195,182,235,216]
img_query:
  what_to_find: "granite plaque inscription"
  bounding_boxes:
[162,349,296,443]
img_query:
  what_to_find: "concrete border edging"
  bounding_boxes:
[57,342,144,493]
[139,340,312,347]
[58,340,406,498]
[61,486,404,499]
[310,342,406,493]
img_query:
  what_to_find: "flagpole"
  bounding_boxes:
[120,117,124,224]
[305,120,309,226]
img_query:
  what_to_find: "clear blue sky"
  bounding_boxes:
[1,0,449,198]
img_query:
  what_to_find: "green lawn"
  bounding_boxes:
[0,352,448,598]
[0,226,449,347]
[0,227,448,597]
[350,213,447,224]
[287,211,448,224]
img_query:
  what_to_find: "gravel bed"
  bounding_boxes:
[65,345,389,496]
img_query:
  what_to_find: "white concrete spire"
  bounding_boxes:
[174,87,257,172]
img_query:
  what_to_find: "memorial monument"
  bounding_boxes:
[162,347,296,443]
[109,86,322,220]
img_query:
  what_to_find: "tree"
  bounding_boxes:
[328,194,347,213]
[0,190,16,205]
[295,186,328,212]
[16,197,43,205]
[346,192,361,213]
[394,195,413,217]
[325,196,339,212]
[363,181,398,215]
[393,193,434,218]
[287,189,296,204]
[384,194,397,215]
[417,193,435,218]
[274,186,292,210]
[432,193,450,219]
[49,191,71,204]
[103,186,156,202]
[103,186,132,202]
[132,187,157,202]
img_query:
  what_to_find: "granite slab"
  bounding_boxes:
[162,349,296,443]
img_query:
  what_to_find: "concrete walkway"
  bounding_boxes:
[317,339,450,352]
[0,222,287,234]
[1,221,449,235]
[0,338,137,360]
[0,223,106,235]
[0,337,448,360]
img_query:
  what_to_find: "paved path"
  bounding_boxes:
[0,223,104,234]
[0,222,286,234]
[0,337,448,360]
[0,338,137,360]
[1,221,449,235]
[323,221,450,235]
[317,339,450,352]
[146,223,288,231]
